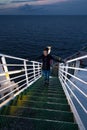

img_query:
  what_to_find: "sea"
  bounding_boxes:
[0,15,87,60]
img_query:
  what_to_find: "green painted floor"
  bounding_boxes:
[0,77,79,130]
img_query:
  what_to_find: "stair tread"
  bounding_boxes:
[0,77,79,130]
[0,106,74,122]
[10,102,70,111]
[0,115,78,130]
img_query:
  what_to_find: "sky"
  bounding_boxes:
[0,0,87,15]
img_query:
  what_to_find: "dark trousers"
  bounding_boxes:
[42,70,50,82]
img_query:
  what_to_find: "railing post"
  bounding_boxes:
[74,60,80,76]
[1,56,10,81]
[1,56,14,97]
[59,64,63,84]
[65,63,68,82]
[72,60,80,82]
[38,63,40,77]
[58,63,61,78]
[24,60,28,86]
[33,62,36,80]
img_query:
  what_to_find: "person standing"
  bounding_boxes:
[35,47,64,85]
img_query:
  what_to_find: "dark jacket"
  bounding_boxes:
[36,54,63,70]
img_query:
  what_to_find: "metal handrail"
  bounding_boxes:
[0,53,42,108]
[59,74,87,113]
[59,71,87,98]
[60,69,87,85]
[0,53,28,61]
[66,55,87,63]
[59,54,87,130]
[60,66,87,72]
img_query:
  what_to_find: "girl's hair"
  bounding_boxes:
[44,47,49,52]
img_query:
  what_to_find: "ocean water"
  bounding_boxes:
[0,15,87,60]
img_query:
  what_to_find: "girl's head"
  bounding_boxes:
[43,48,49,56]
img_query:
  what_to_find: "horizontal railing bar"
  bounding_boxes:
[0,69,25,77]
[27,67,41,71]
[34,73,41,77]
[35,67,41,70]
[30,61,42,64]
[26,65,41,67]
[0,75,41,108]
[0,78,27,92]
[0,64,24,67]
[67,55,87,63]
[0,71,41,92]
[28,74,34,79]
[0,53,28,61]
[27,70,41,75]
[60,66,87,72]
[29,75,40,83]
[0,70,41,83]
[0,73,26,84]
[0,53,42,107]
[0,82,27,101]
[29,77,35,83]
[59,71,87,98]
[0,69,40,78]
[27,71,34,75]
[60,69,87,85]
[35,68,41,70]
[27,68,41,71]
[27,68,33,71]
[59,75,87,113]
[0,64,41,67]
[28,72,41,80]
[34,70,41,73]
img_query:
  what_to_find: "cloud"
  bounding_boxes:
[0,0,68,6]
[0,3,6,5]
[0,0,69,11]
[0,3,46,15]
[0,0,87,15]
[10,0,37,3]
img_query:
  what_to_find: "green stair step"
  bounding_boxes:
[27,90,65,95]
[0,77,79,130]
[28,88,64,93]
[0,115,78,130]
[26,91,65,95]
[19,95,66,101]
[10,99,69,106]
[22,91,65,97]
[21,93,66,98]
[0,106,74,122]
[16,96,68,104]
[27,89,64,94]
[10,100,70,111]
[28,89,64,93]
[28,87,64,91]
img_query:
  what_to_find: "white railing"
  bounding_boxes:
[59,55,87,130]
[0,53,42,108]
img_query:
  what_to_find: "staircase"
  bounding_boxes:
[0,77,78,130]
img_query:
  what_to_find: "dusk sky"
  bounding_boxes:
[0,0,87,15]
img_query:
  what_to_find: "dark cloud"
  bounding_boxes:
[11,0,32,3]
[10,0,40,3]
[0,4,45,15]
[0,0,87,15]
[0,3,6,5]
